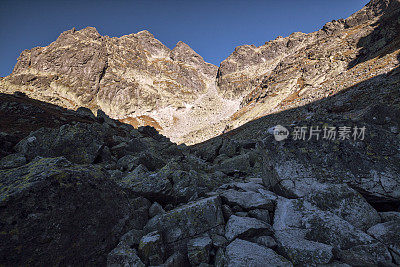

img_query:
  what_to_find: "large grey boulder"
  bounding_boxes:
[264,172,380,230]
[216,152,254,175]
[15,122,107,164]
[367,221,400,263]
[0,157,139,266]
[261,136,400,205]
[303,182,380,230]
[138,231,165,265]
[220,189,274,210]
[225,239,292,266]
[225,215,272,241]
[144,196,224,255]
[117,165,172,199]
[274,231,334,265]
[187,234,212,265]
[273,197,392,266]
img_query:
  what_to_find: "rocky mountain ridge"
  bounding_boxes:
[0,0,400,265]
[2,0,399,144]
[0,28,240,143]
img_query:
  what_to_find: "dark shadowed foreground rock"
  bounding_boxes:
[0,157,139,266]
[15,122,107,164]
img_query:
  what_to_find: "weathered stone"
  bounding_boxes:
[225,239,292,266]
[303,182,380,230]
[273,197,391,266]
[210,234,228,248]
[367,221,400,261]
[187,234,212,265]
[379,211,400,222]
[144,196,224,253]
[138,231,164,265]
[225,215,272,241]
[0,153,26,169]
[222,204,233,221]
[217,153,253,175]
[248,209,270,224]
[275,231,334,265]
[220,189,274,210]
[0,157,137,265]
[117,165,172,199]
[149,202,165,218]
[117,154,140,172]
[255,236,277,248]
[163,252,187,267]
[76,107,95,119]
[229,181,265,192]
[265,173,380,230]
[337,243,393,266]
[15,123,107,164]
[117,229,144,248]
[107,246,145,267]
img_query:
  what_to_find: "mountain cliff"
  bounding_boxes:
[0,28,240,143]
[1,0,399,145]
[1,0,400,266]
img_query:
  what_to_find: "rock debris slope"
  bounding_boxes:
[0,0,400,266]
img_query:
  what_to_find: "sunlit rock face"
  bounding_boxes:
[1,0,400,145]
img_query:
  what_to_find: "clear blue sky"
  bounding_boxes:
[0,0,369,77]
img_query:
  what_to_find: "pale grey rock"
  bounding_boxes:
[187,234,212,265]
[225,239,292,266]
[144,196,224,254]
[273,197,391,266]
[265,171,380,230]
[275,231,334,265]
[367,221,400,261]
[138,231,164,265]
[220,189,274,210]
[224,215,272,241]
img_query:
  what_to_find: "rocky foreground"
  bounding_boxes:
[0,92,399,266]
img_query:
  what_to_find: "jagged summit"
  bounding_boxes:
[0,0,400,266]
[1,0,400,145]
